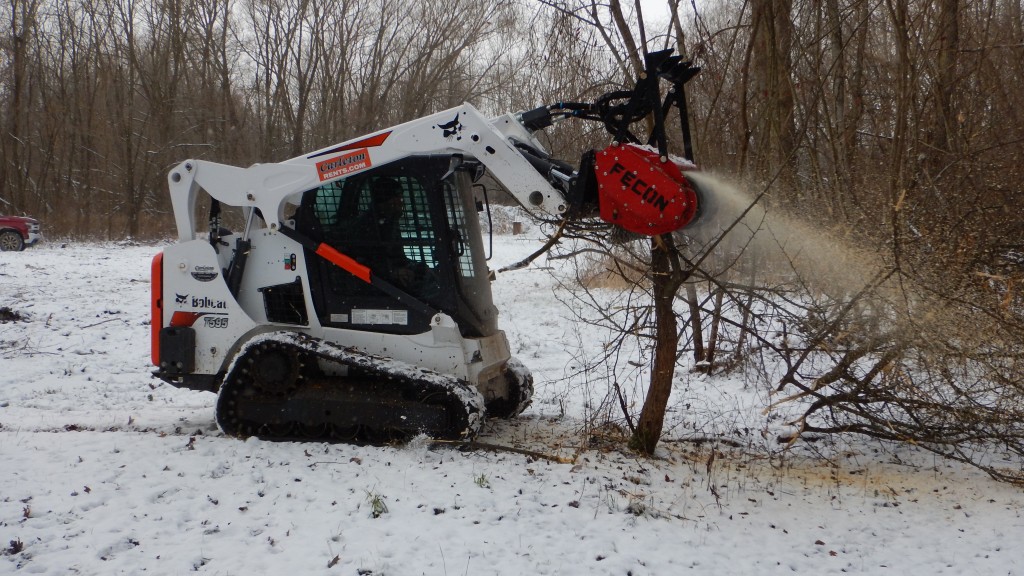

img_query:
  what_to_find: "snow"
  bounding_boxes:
[2,235,1023,575]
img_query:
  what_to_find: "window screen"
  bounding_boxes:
[442,179,476,278]
[311,181,343,226]
[391,177,436,268]
[305,173,440,300]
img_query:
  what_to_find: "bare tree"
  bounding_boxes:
[0,0,41,213]
[531,0,710,455]
[748,0,796,183]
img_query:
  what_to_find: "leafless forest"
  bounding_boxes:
[3,0,1024,480]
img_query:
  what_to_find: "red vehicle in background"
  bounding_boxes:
[0,215,41,251]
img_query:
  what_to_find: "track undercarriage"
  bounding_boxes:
[216,332,488,442]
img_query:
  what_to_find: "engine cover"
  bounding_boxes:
[593,143,700,236]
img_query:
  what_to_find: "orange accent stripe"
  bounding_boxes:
[170,311,204,327]
[337,131,391,152]
[316,243,372,283]
[151,252,163,366]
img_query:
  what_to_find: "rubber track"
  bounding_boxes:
[216,332,484,442]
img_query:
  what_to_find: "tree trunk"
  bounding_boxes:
[930,0,960,156]
[750,0,796,183]
[685,281,705,364]
[630,235,683,454]
[706,288,725,370]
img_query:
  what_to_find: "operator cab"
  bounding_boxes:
[295,156,498,338]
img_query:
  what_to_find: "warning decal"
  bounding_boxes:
[351,309,409,325]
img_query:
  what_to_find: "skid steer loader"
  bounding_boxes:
[151,50,707,442]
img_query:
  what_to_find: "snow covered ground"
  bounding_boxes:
[1,231,1022,575]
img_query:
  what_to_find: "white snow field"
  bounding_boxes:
[1,230,1022,575]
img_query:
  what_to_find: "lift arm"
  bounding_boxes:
[166,49,703,241]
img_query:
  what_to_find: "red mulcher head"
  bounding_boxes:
[594,143,701,236]
[528,49,704,236]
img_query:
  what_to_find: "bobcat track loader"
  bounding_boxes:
[151,50,707,442]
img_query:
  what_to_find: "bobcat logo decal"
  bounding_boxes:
[437,114,463,140]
